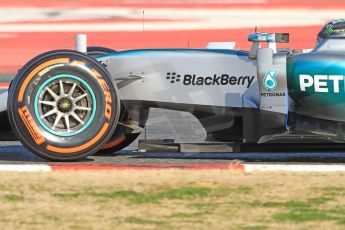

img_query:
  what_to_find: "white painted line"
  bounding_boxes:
[0,164,52,172]
[0,163,344,172]
[245,164,345,172]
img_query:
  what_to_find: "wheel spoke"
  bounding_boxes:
[68,83,77,97]
[59,80,65,96]
[75,105,91,111]
[39,100,56,106]
[73,93,87,102]
[52,113,63,130]
[45,87,59,100]
[64,114,71,132]
[71,112,85,125]
[38,78,93,134]
[41,108,57,118]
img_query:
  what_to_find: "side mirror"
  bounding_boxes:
[275,33,289,43]
[248,33,289,43]
[248,32,290,59]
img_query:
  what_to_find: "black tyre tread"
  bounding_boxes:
[87,46,116,58]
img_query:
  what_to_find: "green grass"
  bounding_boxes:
[323,186,345,197]
[3,171,345,229]
[249,187,345,224]
[3,194,24,202]
[240,226,267,230]
[256,200,310,209]
[274,210,333,222]
[53,185,252,204]
[168,211,209,219]
[124,216,165,225]
[53,192,82,200]
[7,176,345,228]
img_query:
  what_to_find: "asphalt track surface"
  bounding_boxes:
[1,109,345,165]
[2,143,345,165]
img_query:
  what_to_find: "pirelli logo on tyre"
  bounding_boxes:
[89,68,112,122]
[18,106,45,145]
[69,60,112,122]
[166,72,255,88]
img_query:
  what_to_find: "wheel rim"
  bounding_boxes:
[34,74,97,137]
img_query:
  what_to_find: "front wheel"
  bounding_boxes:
[8,50,120,161]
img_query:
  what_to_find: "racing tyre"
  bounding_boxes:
[86,47,146,154]
[87,46,116,58]
[7,50,120,161]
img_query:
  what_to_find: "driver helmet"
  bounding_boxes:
[317,19,345,46]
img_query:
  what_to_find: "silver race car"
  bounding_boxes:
[2,20,345,161]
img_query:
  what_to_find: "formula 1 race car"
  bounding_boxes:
[3,21,345,161]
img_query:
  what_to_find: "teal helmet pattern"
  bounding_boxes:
[317,19,345,46]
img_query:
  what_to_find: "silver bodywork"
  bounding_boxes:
[97,47,291,113]
[93,46,293,143]
[99,49,259,109]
